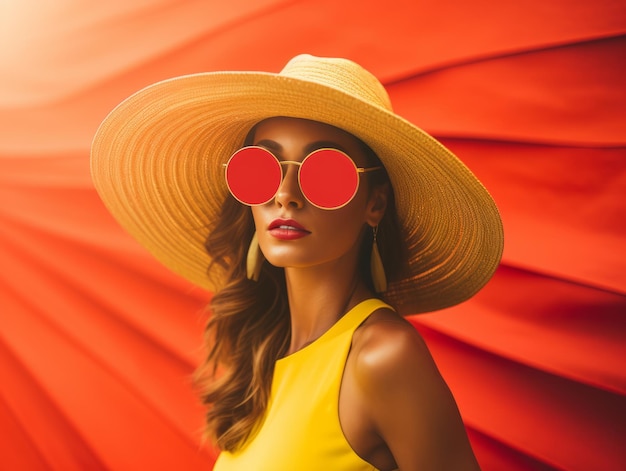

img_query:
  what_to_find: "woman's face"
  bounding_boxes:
[249,117,386,272]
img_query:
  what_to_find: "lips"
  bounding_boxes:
[268,218,310,240]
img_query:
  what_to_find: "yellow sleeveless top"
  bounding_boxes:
[213,298,391,471]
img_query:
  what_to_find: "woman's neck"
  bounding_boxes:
[283,263,372,356]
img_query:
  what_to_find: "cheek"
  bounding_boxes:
[250,206,277,252]
[312,202,370,247]
[250,207,262,229]
[315,189,373,238]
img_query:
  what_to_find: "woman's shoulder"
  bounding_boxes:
[347,307,481,469]
[348,306,454,413]
[351,308,437,381]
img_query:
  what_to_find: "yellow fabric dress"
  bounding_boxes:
[213,298,391,471]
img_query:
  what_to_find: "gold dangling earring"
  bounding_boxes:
[370,225,387,293]
[246,232,264,281]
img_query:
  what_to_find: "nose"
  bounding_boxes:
[274,162,305,209]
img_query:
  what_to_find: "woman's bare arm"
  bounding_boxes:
[352,315,481,471]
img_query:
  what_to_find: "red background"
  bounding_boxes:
[1,1,625,470]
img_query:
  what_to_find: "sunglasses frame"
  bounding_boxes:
[224,145,382,210]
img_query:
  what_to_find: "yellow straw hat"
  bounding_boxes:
[91,54,503,315]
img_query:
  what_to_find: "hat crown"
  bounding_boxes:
[280,54,393,112]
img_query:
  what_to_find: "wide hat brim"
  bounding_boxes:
[91,55,503,315]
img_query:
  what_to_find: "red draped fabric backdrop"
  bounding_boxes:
[1,1,625,470]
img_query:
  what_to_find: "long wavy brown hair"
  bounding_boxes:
[195,122,407,452]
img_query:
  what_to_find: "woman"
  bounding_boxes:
[91,54,503,470]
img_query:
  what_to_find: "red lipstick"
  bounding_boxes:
[268,219,311,240]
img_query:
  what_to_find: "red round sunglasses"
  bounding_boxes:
[224,146,382,210]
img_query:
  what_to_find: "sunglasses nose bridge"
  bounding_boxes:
[274,161,305,208]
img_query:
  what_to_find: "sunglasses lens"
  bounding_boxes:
[300,149,359,209]
[226,147,281,205]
